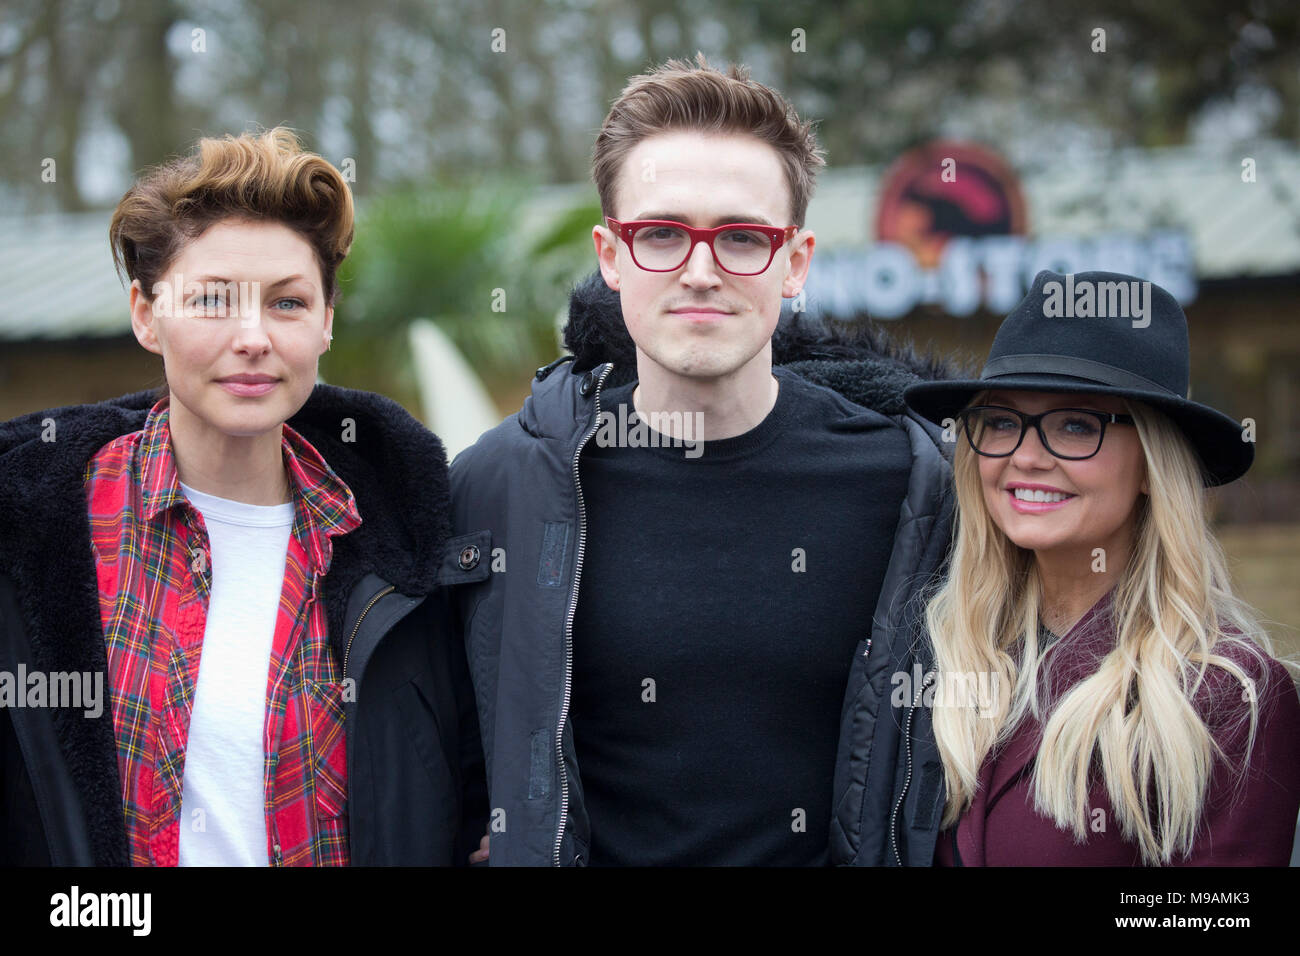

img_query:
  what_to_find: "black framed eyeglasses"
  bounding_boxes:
[958,405,1136,460]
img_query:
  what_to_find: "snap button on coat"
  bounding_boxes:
[458,545,481,570]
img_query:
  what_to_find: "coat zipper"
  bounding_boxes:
[343,584,396,681]
[890,667,935,866]
[554,362,614,867]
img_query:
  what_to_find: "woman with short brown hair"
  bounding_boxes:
[0,127,486,866]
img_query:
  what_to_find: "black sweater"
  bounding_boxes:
[571,368,911,865]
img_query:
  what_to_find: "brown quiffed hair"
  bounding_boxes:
[110,126,354,305]
[593,53,825,226]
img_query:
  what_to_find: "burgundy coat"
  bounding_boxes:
[935,592,1300,866]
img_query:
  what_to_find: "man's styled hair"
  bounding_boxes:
[109,126,354,306]
[592,53,825,227]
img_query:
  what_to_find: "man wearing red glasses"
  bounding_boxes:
[450,54,955,866]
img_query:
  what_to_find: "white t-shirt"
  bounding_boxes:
[176,481,295,867]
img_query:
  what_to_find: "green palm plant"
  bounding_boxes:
[322,181,601,415]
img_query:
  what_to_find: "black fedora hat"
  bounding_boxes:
[904,269,1253,485]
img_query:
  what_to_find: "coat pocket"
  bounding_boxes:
[393,677,454,790]
[306,679,349,819]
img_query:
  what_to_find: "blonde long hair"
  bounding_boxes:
[927,393,1284,863]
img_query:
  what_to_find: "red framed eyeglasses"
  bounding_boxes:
[606,218,798,276]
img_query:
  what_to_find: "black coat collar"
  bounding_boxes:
[560,270,962,416]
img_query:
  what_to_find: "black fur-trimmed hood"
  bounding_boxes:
[561,270,962,415]
[0,384,450,865]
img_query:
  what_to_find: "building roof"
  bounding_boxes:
[0,213,127,340]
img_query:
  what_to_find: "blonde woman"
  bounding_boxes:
[904,269,1300,866]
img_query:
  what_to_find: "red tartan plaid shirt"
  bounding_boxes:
[83,399,361,866]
